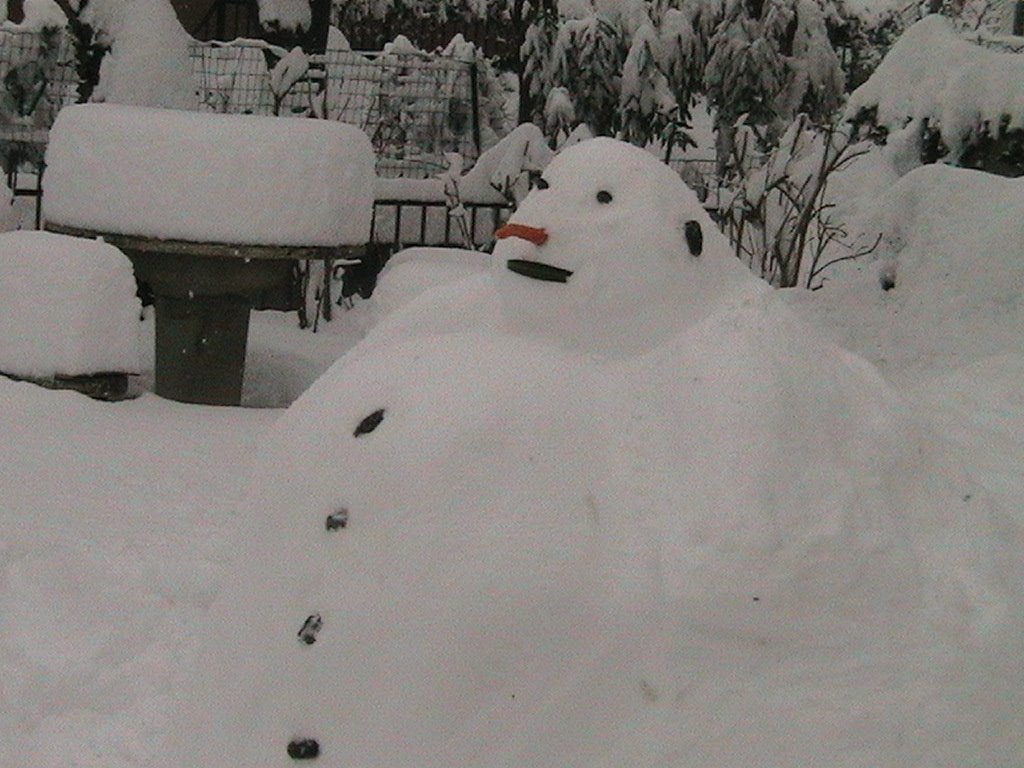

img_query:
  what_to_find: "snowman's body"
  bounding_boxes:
[177,140,1015,767]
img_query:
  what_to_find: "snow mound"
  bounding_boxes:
[178,293,1017,766]
[785,163,1024,384]
[367,246,489,325]
[43,104,375,247]
[368,138,761,359]
[177,141,1020,767]
[0,231,140,378]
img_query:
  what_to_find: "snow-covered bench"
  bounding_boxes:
[0,230,140,399]
[43,104,375,405]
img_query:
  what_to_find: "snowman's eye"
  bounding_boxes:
[596,190,613,204]
[534,176,549,190]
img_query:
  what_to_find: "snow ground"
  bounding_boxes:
[2,151,1024,765]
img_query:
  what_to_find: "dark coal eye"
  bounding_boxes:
[684,220,703,256]
[534,176,549,190]
[596,190,613,204]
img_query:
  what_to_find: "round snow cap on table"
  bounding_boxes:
[43,104,375,247]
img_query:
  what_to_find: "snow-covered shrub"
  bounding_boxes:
[520,2,559,125]
[720,115,878,288]
[834,2,908,90]
[80,0,196,110]
[543,86,576,146]
[267,45,311,115]
[846,14,1024,175]
[618,3,706,156]
[258,0,312,34]
[548,11,628,137]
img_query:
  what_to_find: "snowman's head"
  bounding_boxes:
[492,138,751,356]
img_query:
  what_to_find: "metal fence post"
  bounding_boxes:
[469,60,482,157]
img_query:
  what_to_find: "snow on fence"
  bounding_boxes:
[0,26,487,239]
[190,39,482,179]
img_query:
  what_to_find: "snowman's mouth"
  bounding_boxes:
[506,259,574,283]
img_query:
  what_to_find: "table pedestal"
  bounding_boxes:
[45,224,364,407]
[153,293,251,406]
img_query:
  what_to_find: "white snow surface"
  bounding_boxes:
[43,104,375,246]
[846,15,1024,156]
[0,231,140,378]
[3,139,1024,768]
[367,247,490,325]
[176,140,1023,766]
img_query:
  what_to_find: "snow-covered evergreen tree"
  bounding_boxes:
[548,11,627,136]
[705,0,843,171]
[619,15,687,150]
[520,2,559,124]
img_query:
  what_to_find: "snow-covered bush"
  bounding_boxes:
[520,2,559,125]
[618,7,697,154]
[547,11,627,137]
[259,0,312,34]
[720,115,878,287]
[846,14,1024,175]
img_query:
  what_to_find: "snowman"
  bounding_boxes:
[176,140,1016,767]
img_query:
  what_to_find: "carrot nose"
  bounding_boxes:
[495,223,549,246]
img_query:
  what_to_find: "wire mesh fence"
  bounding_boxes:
[0,28,482,180]
[190,40,482,178]
[0,26,79,226]
[0,27,77,168]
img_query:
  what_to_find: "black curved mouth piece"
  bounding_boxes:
[506,259,573,283]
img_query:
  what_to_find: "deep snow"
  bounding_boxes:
[1,139,1023,767]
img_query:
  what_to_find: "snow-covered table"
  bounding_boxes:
[42,104,375,405]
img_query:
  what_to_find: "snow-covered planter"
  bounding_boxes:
[846,14,1024,175]
[43,103,375,246]
[0,230,140,397]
